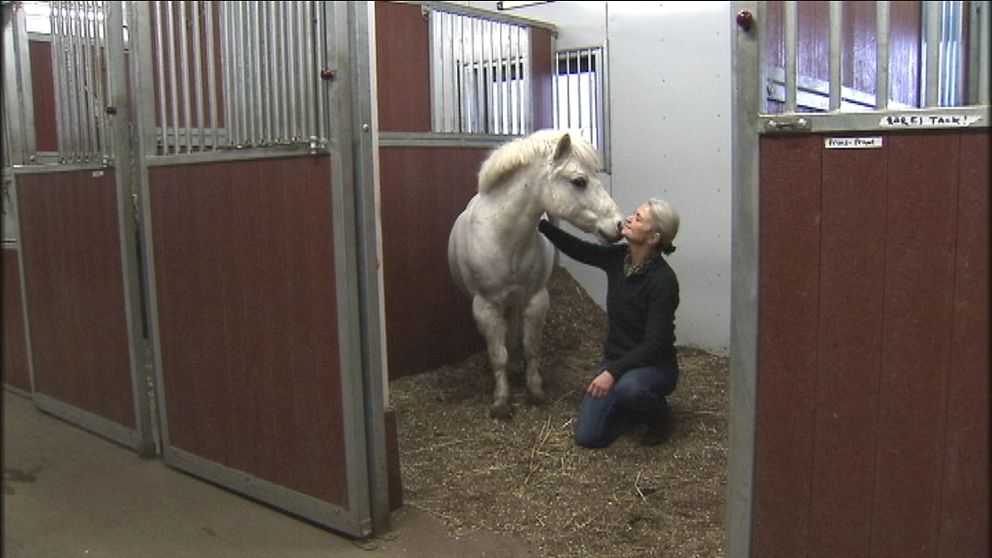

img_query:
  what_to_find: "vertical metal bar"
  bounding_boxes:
[261,2,273,143]
[166,0,180,152]
[235,1,247,145]
[105,0,156,456]
[219,1,232,148]
[192,0,205,150]
[51,3,66,159]
[444,12,450,133]
[74,3,88,159]
[876,1,890,109]
[484,18,492,133]
[565,49,572,130]
[179,0,192,152]
[81,2,98,159]
[976,0,990,104]
[67,3,82,160]
[279,2,289,142]
[489,19,498,133]
[213,3,231,149]
[287,2,298,141]
[303,0,314,141]
[98,1,114,160]
[474,17,483,133]
[153,1,168,155]
[924,0,940,107]
[296,0,308,140]
[458,14,465,132]
[784,0,798,112]
[829,1,842,111]
[514,26,530,134]
[248,1,259,145]
[275,2,285,143]
[201,2,219,149]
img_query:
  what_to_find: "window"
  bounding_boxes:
[553,46,609,169]
[429,8,530,136]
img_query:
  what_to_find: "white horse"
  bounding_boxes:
[447,130,625,418]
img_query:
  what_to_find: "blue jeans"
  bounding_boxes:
[573,364,678,448]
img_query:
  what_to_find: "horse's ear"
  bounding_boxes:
[552,133,572,163]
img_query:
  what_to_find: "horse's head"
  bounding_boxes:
[540,132,624,243]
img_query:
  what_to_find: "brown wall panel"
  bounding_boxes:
[17,170,134,427]
[753,134,822,558]
[870,133,959,557]
[2,248,31,392]
[149,156,348,506]
[29,40,58,153]
[756,129,990,557]
[379,147,488,379]
[530,27,555,131]
[375,1,431,133]
[807,140,887,558]
[938,131,990,558]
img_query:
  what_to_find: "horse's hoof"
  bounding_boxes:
[526,390,545,406]
[489,402,513,419]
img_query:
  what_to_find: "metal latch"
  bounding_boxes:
[764,117,811,133]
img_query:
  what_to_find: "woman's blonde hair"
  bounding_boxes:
[646,198,680,255]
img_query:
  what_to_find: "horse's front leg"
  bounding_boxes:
[473,296,512,418]
[522,288,549,405]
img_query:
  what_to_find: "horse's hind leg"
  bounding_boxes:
[522,288,550,405]
[473,296,512,418]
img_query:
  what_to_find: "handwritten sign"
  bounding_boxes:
[825,137,883,149]
[879,113,983,128]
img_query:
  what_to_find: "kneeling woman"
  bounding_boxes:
[538,198,681,447]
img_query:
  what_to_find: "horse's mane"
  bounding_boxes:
[477,129,601,193]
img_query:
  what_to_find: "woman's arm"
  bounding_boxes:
[538,220,615,268]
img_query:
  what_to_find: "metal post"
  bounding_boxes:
[828,1,842,111]
[876,1,890,109]
[784,0,797,112]
[924,0,940,107]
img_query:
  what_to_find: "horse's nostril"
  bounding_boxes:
[616,221,623,233]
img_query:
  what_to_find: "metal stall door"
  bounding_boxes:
[128,1,382,536]
[729,2,990,557]
[3,2,155,455]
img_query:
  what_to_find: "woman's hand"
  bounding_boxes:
[587,371,615,399]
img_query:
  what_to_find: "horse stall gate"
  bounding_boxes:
[2,1,394,537]
[729,2,989,558]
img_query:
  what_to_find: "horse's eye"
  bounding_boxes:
[570,177,588,189]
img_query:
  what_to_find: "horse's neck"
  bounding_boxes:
[481,179,544,244]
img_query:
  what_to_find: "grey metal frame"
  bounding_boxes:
[728,1,990,556]
[128,0,385,537]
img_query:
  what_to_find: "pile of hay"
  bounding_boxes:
[390,267,728,558]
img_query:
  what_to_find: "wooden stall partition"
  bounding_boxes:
[530,26,555,131]
[148,156,350,508]
[754,129,990,558]
[16,169,136,429]
[375,1,431,133]
[753,134,822,557]
[378,147,489,379]
[937,130,990,558]
[2,247,31,393]
[28,39,58,153]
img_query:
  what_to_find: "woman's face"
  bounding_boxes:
[621,203,658,245]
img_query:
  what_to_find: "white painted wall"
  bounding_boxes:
[461,1,733,355]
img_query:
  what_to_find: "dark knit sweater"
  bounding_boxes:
[538,220,679,379]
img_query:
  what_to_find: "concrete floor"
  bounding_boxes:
[3,390,537,557]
